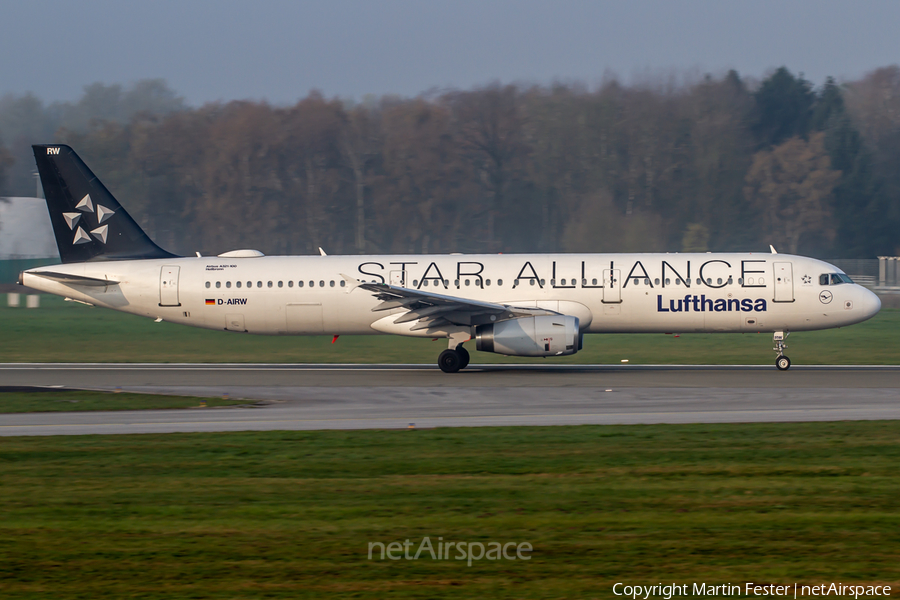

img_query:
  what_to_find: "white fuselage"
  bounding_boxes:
[22,252,882,338]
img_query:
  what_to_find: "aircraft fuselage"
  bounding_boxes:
[22,252,882,337]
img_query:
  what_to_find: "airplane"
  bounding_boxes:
[20,144,882,372]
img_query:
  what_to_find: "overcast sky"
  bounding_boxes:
[2,0,898,105]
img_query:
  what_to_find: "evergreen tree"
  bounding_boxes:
[753,67,815,147]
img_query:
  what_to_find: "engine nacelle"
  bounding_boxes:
[476,315,580,357]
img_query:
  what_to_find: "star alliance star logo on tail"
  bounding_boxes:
[64,194,115,246]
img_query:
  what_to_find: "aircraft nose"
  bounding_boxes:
[858,287,881,320]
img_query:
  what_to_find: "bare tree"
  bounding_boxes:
[743,133,841,253]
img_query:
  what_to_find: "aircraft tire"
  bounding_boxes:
[457,346,470,370]
[438,349,462,373]
[776,356,791,371]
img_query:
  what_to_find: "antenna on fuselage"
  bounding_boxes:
[769,245,778,254]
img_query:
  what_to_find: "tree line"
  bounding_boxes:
[0,67,898,258]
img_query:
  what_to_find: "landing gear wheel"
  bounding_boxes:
[456,345,470,370]
[772,331,791,371]
[438,349,462,373]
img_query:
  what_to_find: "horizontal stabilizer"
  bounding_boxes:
[27,271,118,287]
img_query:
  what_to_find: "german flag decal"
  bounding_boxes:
[205,299,215,305]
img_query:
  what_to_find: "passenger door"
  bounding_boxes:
[159,266,180,307]
[773,262,794,302]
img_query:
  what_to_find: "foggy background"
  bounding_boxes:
[1,0,898,258]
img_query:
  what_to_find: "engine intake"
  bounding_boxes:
[476,315,580,357]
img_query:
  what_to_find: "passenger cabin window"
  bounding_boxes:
[216,281,221,289]
[226,281,231,288]
[299,281,304,287]
[205,282,210,288]
[340,280,346,287]
[497,279,503,286]
[267,281,273,288]
[330,281,335,287]
[278,281,283,288]
[236,281,242,288]
[319,281,325,287]
[288,281,293,287]
[257,281,262,288]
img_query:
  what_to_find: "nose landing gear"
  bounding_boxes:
[774,331,791,370]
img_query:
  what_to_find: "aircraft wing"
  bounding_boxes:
[351,278,558,331]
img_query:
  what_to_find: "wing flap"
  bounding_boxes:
[352,280,559,329]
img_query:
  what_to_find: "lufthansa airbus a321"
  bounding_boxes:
[20,145,881,372]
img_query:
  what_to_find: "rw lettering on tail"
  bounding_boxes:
[47,147,60,155]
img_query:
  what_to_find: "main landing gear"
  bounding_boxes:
[438,345,470,373]
[774,331,791,371]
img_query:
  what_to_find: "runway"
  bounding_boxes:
[1,364,899,436]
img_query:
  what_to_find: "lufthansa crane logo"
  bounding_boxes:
[819,290,834,304]
[63,194,115,246]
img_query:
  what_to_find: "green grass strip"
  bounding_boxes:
[2,296,899,364]
[0,422,898,598]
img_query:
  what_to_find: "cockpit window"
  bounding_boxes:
[821,273,854,285]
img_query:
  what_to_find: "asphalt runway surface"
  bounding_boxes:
[1,363,899,436]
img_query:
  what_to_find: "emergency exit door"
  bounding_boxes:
[159,265,181,306]
[390,270,406,287]
[602,269,621,303]
[773,262,794,302]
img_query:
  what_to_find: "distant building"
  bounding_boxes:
[0,197,59,285]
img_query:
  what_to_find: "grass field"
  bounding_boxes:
[0,389,246,413]
[2,296,898,364]
[0,422,898,598]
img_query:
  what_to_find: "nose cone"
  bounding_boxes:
[858,287,882,321]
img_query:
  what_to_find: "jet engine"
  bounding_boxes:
[475,315,581,357]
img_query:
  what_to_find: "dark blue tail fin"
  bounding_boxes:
[32,144,177,263]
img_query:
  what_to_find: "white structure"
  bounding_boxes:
[0,197,58,260]
[879,257,899,288]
